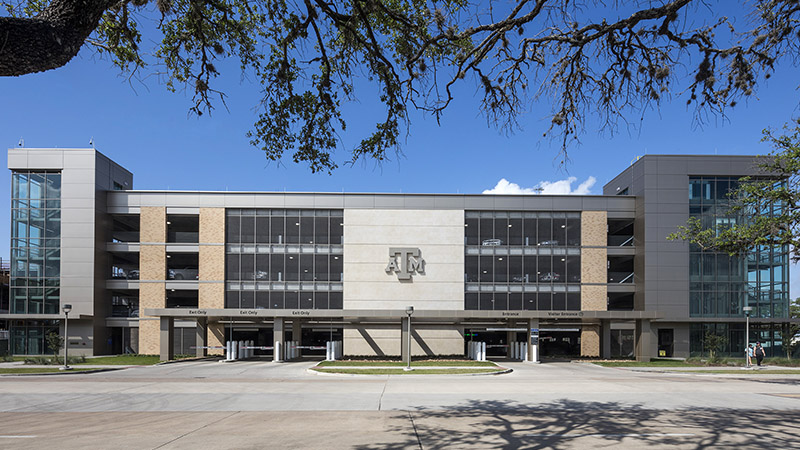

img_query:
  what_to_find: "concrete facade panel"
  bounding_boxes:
[344,324,463,357]
[312,195,345,208]
[345,209,463,227]
[343,209,464,311]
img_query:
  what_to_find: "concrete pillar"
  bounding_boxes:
[601,320,612,359]
[159,317,174,362]
[527,319,540,363]
[195,318,208,358]
[207,321,225,356]
[506,321,515,358]
[292,320,302,358]
[273,318,284,362]
[636,319,654,362]
[401,317,411,365]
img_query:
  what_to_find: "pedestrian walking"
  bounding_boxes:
[754,342,765,367]
[746,344,753,367]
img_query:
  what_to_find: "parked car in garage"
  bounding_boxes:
[168,267,199,280]
[539,272,561,282]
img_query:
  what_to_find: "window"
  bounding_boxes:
[10,171,60,314]
[226,209,343,309]
[688,177,787,318]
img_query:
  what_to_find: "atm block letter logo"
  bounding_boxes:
[386,247,425,280]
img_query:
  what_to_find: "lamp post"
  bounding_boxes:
[62,304,72,371]
[405,306,414,371]
[744,306,753,367]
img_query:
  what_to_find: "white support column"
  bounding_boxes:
[273,318,284,363]
[528,319,540,363]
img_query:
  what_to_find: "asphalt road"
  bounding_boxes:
[1,360,799,449]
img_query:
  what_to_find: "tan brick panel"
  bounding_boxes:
[140,245,166,281]
[199,283,225,309]
[581,247,607,284]
[199,208,225,244]
[581,284,608,311]
[138,319,160,355]
[140,207,166,243]
[581,322,600,357]
[207,321,225,355]
[581,211,607,247]
[139,282,166,310]
[199,246,225,281]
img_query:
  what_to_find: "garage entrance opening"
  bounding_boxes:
[539,328,580,358]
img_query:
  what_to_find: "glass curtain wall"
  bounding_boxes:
[225,209,343,309]
[464,211,581,311]
[10,171,61,315]
[690,322,785,358]
[10,319,60,355]
[688,177,788,318]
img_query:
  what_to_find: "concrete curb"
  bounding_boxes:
[307,367,513,377]
[0,367,123,377]
[155,356,222,366]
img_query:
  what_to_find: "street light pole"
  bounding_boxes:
[405,306,414,371]
[62,304,72,371]
[744,306,753,367]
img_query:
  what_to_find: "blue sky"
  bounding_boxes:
[0,19,798,297]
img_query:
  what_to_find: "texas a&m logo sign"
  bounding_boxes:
[385,247,425,280]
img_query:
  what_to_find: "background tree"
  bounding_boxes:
[780,297,800,360]
[703,330,726,359]
[669,121,800,262]
[2,1,799,171]
[46,331,64,363]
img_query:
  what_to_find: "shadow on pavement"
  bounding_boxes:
[354,399,800,449]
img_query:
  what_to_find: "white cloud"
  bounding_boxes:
[483,176,597,195]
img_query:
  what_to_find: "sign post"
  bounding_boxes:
[530,328,540,363]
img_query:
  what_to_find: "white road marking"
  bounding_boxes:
[525,433,695,438]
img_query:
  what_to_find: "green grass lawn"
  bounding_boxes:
[312,368,503,375]
[74,355,163,365]
[0,367,64,374]
[316,360,497,367]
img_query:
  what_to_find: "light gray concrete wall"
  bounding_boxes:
[8,148,133,355]
[107,191,636,214]
[344,323,464,357]
[653,322,691,358]
[604,155,764,322]
[343,209,465,310]
[61,319,95,357]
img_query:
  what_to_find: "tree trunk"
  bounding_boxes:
[0,0,119,76]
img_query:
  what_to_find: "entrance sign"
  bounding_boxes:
[386,247,425,280]
[530,328,540,346]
